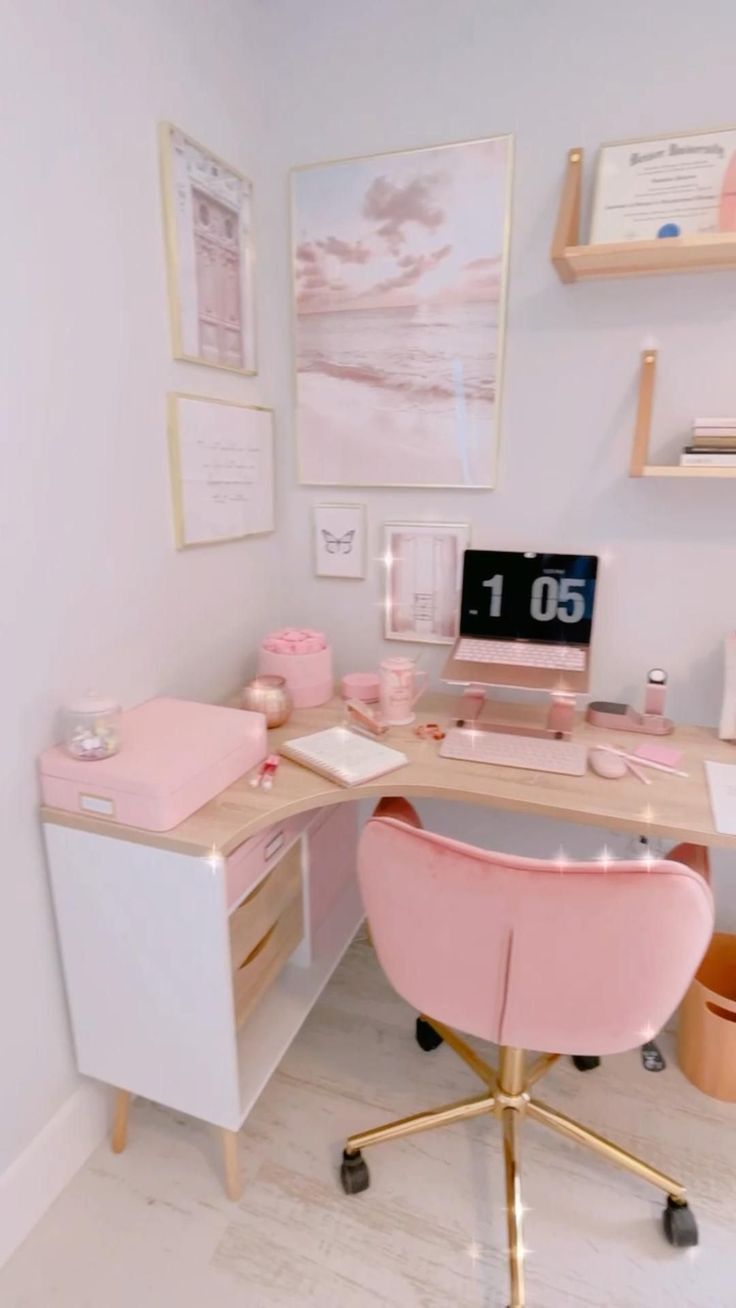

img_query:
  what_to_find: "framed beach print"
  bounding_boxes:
[159,123,257,374]
[313,503,366,578]
[590,126,736,243]
[384,522,469,643]
[291,135,513,488]
[167,394,274,548]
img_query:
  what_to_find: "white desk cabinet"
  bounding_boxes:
[43,802,361,1197]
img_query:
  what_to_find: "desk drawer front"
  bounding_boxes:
[226,814,311,911]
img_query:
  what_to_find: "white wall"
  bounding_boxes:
[253,0,736,911]
[0,0,279,1178]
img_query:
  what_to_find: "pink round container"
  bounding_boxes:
[258,630,333,708]
[341,672,380,704]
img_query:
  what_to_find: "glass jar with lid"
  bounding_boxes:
[63,693,121,760]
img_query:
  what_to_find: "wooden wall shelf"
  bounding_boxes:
[551,148,736,283]
[630,349,736,478]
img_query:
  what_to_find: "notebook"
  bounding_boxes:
[280,726,408,787]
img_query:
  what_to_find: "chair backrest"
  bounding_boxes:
[358,817,714,1055]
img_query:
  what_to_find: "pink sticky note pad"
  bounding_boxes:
[634,742,684,767]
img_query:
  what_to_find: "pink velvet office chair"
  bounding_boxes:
[340,800,714,1308]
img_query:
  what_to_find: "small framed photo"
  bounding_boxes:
[313,503,366,578]
[384,522,469,643]
[590,126,736,243]
[159,122,257,374]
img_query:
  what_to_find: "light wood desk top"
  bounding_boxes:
[41,694,736,857]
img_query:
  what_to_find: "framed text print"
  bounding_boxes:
[384,522,469,643]
[313,503,366,578]
[291,135,513,488]
[167,394,274,548]
[159,123,257,374]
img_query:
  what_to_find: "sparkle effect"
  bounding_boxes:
[206,846,223,873]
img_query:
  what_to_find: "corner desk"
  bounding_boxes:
[41,694,736,1198]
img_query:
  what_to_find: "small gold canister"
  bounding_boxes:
[241,675,293,728]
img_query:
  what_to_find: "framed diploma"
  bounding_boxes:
[590,127,736,243]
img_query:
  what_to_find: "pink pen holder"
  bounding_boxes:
[258,628,333,708]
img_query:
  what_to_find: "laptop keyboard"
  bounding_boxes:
[455,638,586,671]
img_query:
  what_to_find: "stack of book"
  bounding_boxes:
[681,419,736,467]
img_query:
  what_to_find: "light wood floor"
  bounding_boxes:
[1,934,734,1307]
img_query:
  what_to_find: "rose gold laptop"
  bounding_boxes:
[442,550,599,694]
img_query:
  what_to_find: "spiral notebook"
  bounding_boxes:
[280,727,408,787]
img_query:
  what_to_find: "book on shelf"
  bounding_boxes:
[680,449,736,466]
[690,438,736,449]
[691,421,736,443]
[280,726,409,787]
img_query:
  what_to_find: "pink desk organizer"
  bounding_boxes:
[258,629,333,708]
[39,697,267,831]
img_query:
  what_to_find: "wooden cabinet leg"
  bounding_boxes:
[221,1129,242,1200]
[111,1090,131,1154]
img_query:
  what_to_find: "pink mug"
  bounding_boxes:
[379,656,428,726]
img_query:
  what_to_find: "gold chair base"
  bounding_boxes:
[343,1019,688,1308]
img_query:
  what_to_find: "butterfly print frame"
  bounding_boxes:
[313,503,366,579]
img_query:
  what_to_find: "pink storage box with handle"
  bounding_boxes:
[39,697,267,832]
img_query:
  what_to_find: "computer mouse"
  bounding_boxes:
[589,748,628,779]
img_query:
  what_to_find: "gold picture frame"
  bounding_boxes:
[167,393,274,549]
[159,122,258,375]
[290,134,513,489]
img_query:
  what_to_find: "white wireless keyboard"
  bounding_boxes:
[455,638,585,671]
[440,727,587,776]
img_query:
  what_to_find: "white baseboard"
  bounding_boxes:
[0,1079,110,1269]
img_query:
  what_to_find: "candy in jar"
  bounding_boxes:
[63,693,121,761]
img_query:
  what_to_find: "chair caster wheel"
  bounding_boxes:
[572,1055,601,1071]
[340,1149,370,1195]
[663,1197,698,1248]
[416,1017,444,1052]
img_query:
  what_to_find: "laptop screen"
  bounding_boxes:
[459,550,598,646]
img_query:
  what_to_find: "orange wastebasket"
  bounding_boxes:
[678,932,736,1101]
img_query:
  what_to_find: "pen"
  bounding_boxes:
[621,757,651,786]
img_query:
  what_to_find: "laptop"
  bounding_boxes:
[442,550,599,693]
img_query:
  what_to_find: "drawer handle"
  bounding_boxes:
[706,1001,736,1024]
[265,830,285,860]
[238,922,277,972]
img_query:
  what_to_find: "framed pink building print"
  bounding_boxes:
[291,136,512,487]
[160,124,257,374]
[384,522,470,643]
